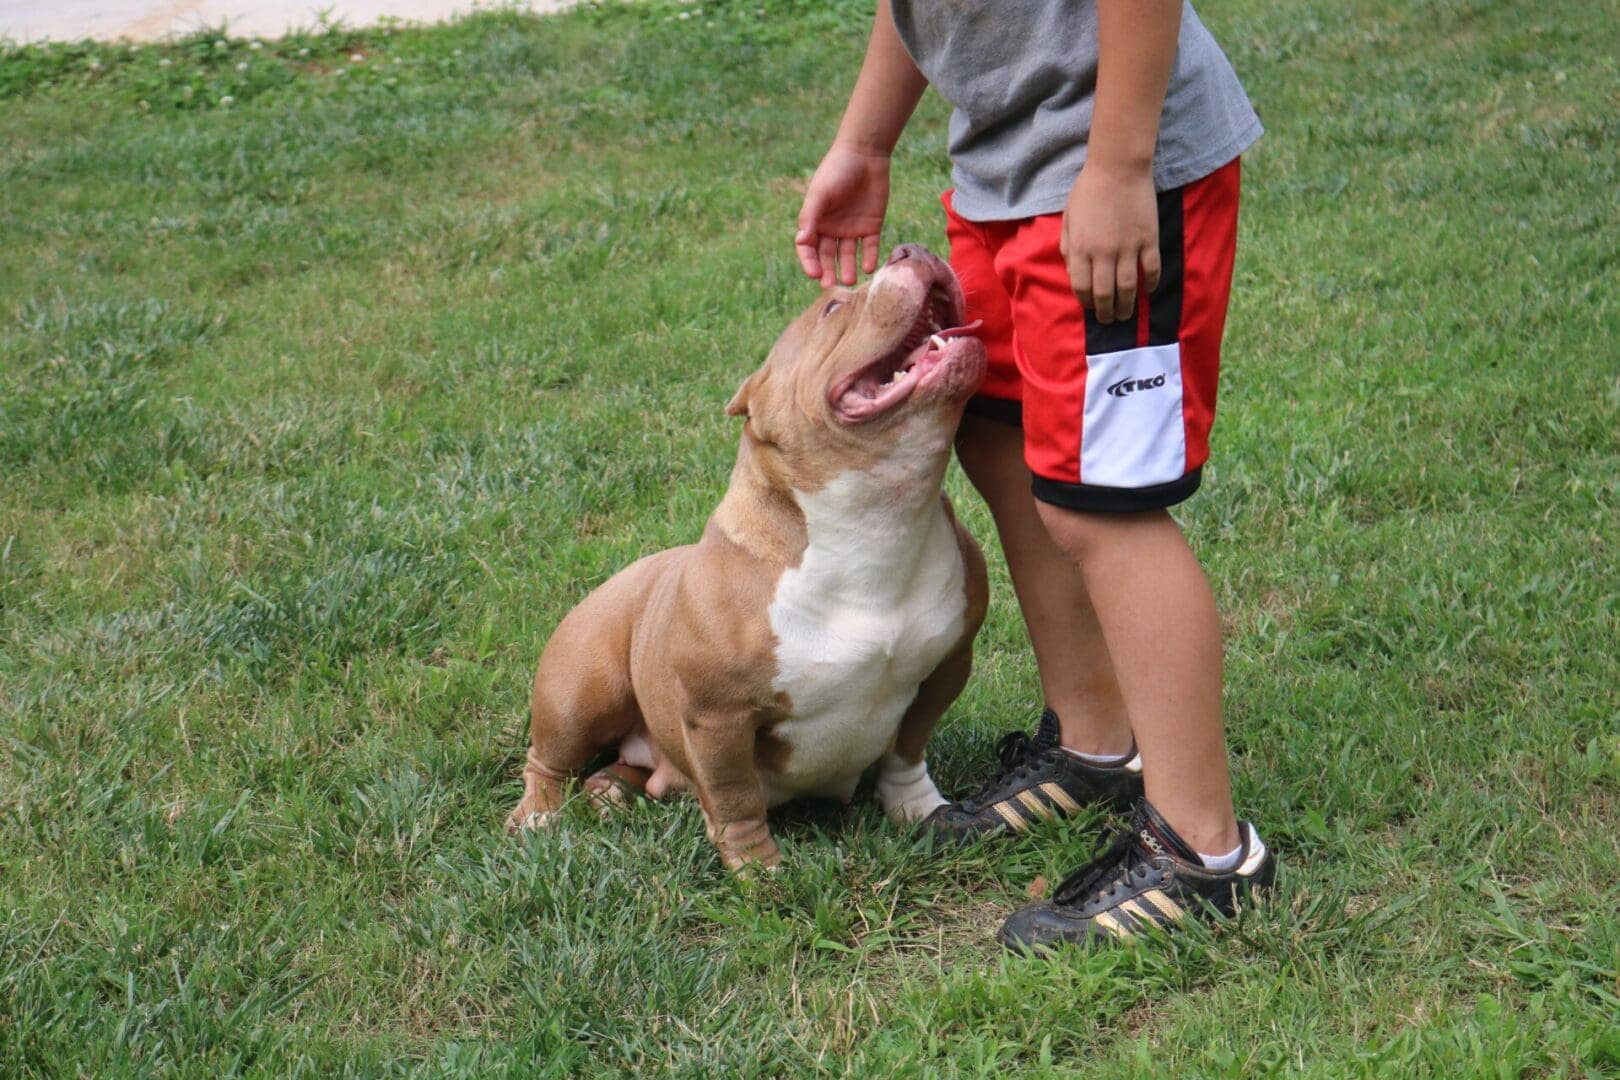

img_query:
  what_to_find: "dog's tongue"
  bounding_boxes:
[935,319,983,340]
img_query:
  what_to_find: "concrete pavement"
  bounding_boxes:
[2,0,572,44]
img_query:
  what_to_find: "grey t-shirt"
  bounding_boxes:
[890,0,1262,221]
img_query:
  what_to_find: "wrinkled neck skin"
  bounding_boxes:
[711,435,809,567]
[712,415,957,593]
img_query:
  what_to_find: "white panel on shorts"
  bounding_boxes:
[1079,342,1187,489]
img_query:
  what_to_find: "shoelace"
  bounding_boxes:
[1052,825,1156,909]
[962,729,1054,809]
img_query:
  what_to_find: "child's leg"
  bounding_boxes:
[923,192,1148,843]
[997,509,1275,954]
[954,413,1131,757]
[994,159,1245,855]
[938,159,1273,947]
[1034,503,1238,854]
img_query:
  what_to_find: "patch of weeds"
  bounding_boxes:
[0,295,223,484]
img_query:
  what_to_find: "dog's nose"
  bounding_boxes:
[887,243,926,266]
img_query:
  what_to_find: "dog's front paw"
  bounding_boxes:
[876,755,948,824]
[708,817,782,872]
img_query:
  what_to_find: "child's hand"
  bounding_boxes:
[1061,162,1161,324]
[796,145,891,287]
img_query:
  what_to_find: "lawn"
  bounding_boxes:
[1,0,1617,1074]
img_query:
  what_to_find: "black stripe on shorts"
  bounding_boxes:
[1148,185,1185,348]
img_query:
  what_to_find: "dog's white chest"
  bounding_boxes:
[763,471,966,804]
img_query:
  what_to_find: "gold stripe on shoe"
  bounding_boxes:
[991,800,1029,831]
[1016,790,1054,820]
[1139,888,1187,922]
[1092,911,1132,938]
[1039,782,1082,815]
[1117,898,1156,928]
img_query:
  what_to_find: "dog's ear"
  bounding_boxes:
[724,367,767,418]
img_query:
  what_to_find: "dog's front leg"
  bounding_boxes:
[683,711,780,871]
[880,517,987,825]
[878,640,973,824]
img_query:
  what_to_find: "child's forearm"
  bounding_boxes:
[1089,0,1182,174]
[832,0,929,157]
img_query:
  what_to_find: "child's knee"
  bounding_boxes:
[954,414,1024,493]
[1035,500,1170,562]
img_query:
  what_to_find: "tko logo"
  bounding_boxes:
[1106,373,1167,398]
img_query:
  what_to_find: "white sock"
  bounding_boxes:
[875,755,947,824]
[1061,744,1139,769]
[1198,832,1247,873]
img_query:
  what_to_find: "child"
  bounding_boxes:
[794,0,1275,949]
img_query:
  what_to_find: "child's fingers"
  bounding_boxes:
[1068,251,1094,313]
[1141,243,1162,295]
[837,237,858,285]
[795,227,822,280]
[1114,251,1138,322]
[860,233,880,275]
[817,236,838,288]
[1091,257,1117,323]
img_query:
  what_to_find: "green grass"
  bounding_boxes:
[2,0,1617,1073]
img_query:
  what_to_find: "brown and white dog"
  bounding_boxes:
[507,244,989,869]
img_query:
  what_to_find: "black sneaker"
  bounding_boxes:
[922,708,1144,843]
[998,798,1276,951]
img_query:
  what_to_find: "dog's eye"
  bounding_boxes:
[822,300,843,318]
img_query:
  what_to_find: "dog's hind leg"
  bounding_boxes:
[508,654,641,833]
[508,679,643,832]
[507,553,677,834]
[509,746,571,832]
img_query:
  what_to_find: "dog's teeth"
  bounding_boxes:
[930,334,946,350]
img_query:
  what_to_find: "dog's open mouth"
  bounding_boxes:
[830,288,983,423]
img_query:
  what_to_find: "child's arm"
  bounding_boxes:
[796,0,928,287]
[1064,0,1183,323]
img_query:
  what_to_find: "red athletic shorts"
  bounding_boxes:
[945,157,1242,512]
